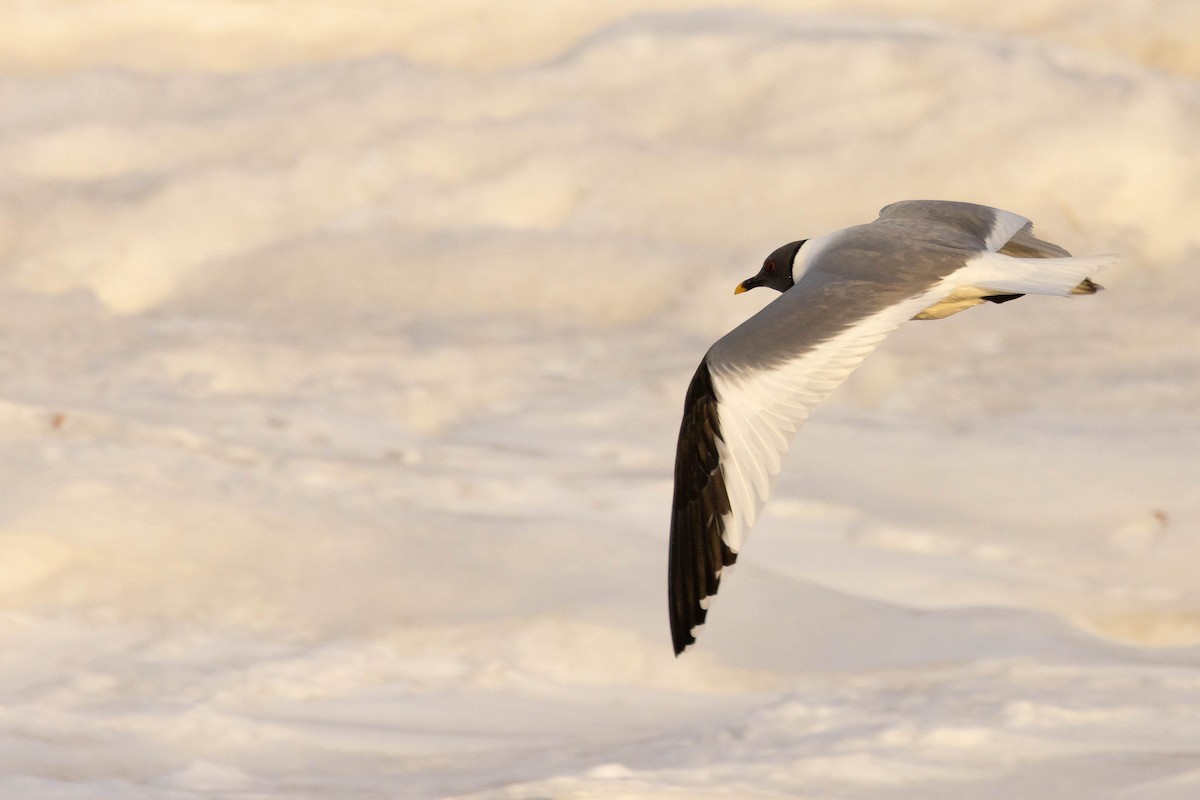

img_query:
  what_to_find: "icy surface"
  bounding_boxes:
[2,3,1199,798]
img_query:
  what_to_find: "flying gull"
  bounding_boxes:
[668,200,1114,655]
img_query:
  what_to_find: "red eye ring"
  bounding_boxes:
[765,261,776,273]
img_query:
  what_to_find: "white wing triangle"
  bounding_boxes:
[707,283,951,554]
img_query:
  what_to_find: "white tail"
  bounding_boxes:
[970,252,1118,297]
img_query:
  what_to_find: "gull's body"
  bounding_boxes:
[668,200,1113,655]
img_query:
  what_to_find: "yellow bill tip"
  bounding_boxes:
[734,282,748,295]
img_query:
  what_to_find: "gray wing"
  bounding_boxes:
[877,200,1086,301]
[878,199,1071,257]
[878,199,1010,249]
[668,266,958,654]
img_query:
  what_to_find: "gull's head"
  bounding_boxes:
[735,239,807,295]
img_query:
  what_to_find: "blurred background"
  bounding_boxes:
[2,2,1199,798]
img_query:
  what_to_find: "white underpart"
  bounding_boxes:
[707,250,1114,555]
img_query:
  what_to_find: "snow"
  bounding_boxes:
[1,2,1199,798]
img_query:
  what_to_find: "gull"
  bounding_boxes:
[668,200,1114,655]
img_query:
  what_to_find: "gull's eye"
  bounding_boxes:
[764,260,776,274]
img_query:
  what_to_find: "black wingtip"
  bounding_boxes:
[668,359,737,656]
